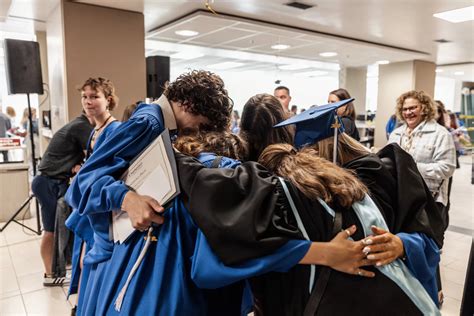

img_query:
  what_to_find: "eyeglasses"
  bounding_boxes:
[402,105,420,113]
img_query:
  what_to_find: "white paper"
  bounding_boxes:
[112,129,179,243]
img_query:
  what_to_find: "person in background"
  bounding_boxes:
[65,77,121,315]
[121,101,141,122]
[389,91,456,305]
[0,110,12,162]
[31,105,94,286]
[290,105,298,116]
[16,107,40,168]
[328,88,360,141]
[274,86,292,114]
[385,114,399,139]
[6,106,16,130]
[230,110,240,134]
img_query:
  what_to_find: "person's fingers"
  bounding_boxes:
[337,225,357,240]
[356,268,375,278]
[366,234,391,245]
[144,196,164,213]
[367,251,392,261]
[371,225,388,235]
[148,211,164,225]
[365,242,393,253]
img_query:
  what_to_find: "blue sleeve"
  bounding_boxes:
[398,232,440,305]
[191,230,310,289]
[65,104,164,216]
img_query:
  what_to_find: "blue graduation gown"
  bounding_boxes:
[67,120,121,296]
[65,106,309,315]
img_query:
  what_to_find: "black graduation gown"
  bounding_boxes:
[343,143,445,248]
[176,153,427,315]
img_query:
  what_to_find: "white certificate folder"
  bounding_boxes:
[112,129,180,243]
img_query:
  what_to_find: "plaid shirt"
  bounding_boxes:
[389,119,456,206]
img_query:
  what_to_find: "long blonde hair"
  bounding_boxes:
[315,133,370,165]
[259,143,367,208]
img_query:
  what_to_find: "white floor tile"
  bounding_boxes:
[17,272,46,295]
[0,294,26,315]
[22,287,72,315]
[0,266,20,297]
[440,297,462,316]
[0,247,13,269]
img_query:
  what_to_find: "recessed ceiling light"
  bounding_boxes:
[175,30,199,37]
[433,6,474,23]
[170,52,204,60]
[207,61,245,70]
[454,71,465,75]
[435,69,444,73]
[376,60,390,65]
[271,44,291,50]
[319,52,338,57]
[278,64,310,70]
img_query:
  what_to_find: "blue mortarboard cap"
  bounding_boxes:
[274,98,354,148]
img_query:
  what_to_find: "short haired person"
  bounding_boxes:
[31,103,94,286]
[389,91,456,305]
[274,86,292,114]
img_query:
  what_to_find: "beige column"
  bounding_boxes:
[374,60,436,148]
[35,31,51,154]
[345,66,367,116]
[46,1,146,128]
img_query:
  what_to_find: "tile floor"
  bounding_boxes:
[0,156,472,315]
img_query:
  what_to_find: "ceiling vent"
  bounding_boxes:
[285,2,315,10]
[433,39,451,43]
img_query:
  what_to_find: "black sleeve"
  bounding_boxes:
[74,119,93,151]
[176,152,301,265]
[341,117,360,141]
[377,143,445,248]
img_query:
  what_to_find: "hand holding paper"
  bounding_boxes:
[120,191,164,231]
[112,129,180,243]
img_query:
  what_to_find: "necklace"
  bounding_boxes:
[95,115,113,132]
[91,115,114,145]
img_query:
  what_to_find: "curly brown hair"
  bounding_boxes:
[259,143,367,208]
[395,90,436,122]
[79,77,119,110]
[174,131,248,161]
[164,70,233,132]
[240,93,294,161]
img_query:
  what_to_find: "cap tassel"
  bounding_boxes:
[114,227,154,311]
[331,116,341,164]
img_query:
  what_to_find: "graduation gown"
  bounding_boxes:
[175,154,440,316]
[65,105,309,315]
[343,143,445,248]
[66,120,121,297]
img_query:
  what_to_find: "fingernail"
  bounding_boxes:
[363,239,373,245]
[376,262,382,266]
[363,247,371,254]
[367,255,375,260]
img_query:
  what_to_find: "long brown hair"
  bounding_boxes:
[329,88,356,119]
[259,143,367,208]
[240,93,294,161]
[315,132,370,165]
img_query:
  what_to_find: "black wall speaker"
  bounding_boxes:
[146,56,170,99]
[4,39,44,95]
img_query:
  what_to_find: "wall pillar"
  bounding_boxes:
[46,1,146,129]
[374,60,436,147]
